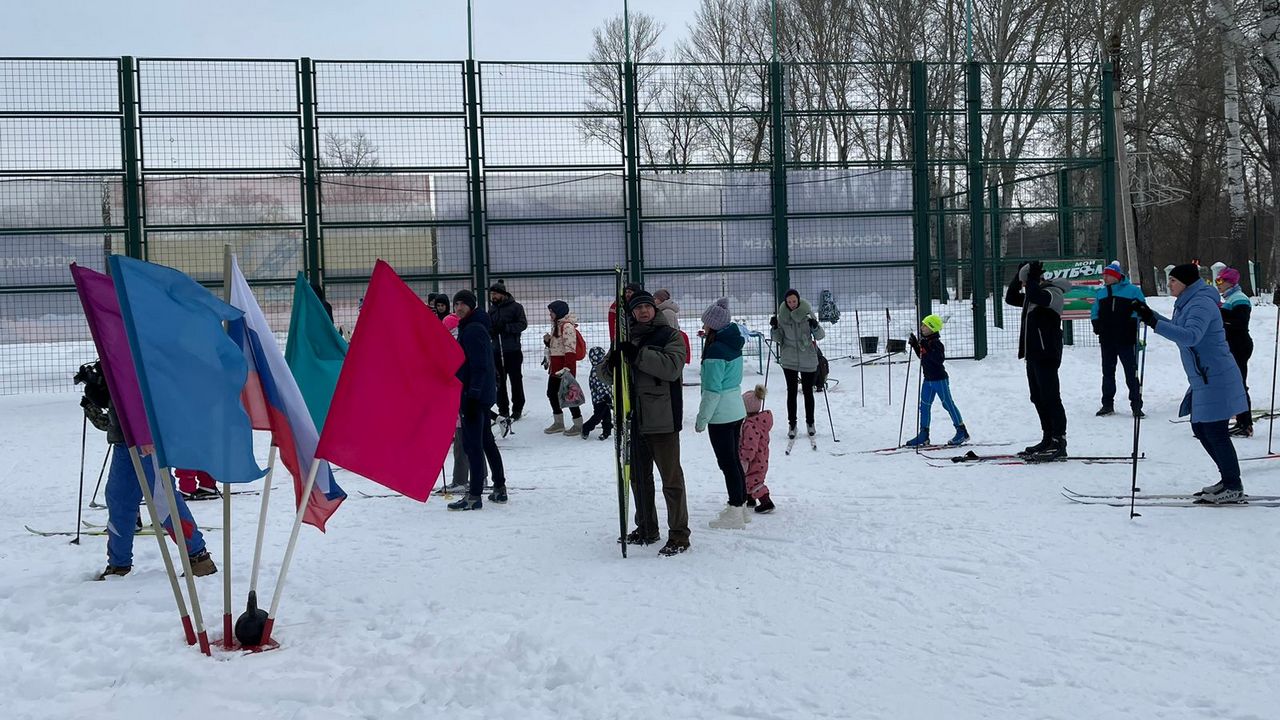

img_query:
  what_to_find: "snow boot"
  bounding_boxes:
[618,529,660,546]
[1018,437,1052,458]
[188,550,217,578]
[564,416,583,437]
[754,493,775,514]
[543,414,565,434]
[904,429,930,447]
[658,539,690,557]
[488,485,508,504]
[948,424,969,446]
[709,504,746,530]
[93,565,131,581]
[1095,405,1115,417]
[447,495,483,511]
[1198,485,1245,504]
[1029,436,1068,463]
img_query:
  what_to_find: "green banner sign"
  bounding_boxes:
[1041,258,1105,320]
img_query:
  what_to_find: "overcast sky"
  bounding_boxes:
[2,0,700,60]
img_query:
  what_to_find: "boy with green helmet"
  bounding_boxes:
[904,314,969,447]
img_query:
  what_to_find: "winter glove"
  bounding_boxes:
[543,333,551,347]
[540,354,550,370]
[1133,302,1157,328]
[908,333,920,351]
[1027,260,1044,283]
[695,420,706,433]
[807,317,818,329]
[618,341,640,363]
[769,315,779,329]
[1091,319,1101,336]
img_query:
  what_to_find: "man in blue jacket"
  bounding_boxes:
[1135,265,1248,504]
[448,289,508,511]
[1090,261,1146,417]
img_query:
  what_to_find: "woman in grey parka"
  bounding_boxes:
[770,289,825,440]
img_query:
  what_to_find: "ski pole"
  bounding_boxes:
[1129,325,1149,519]
[823,372,838,442]
[72,415,87,546]
[896,342,913,448]
[1269,302,1278,455]
[88,443,111,509]
[854,309,865,407]
[762,337,774,411]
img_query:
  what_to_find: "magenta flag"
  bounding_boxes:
[70,263,152,447]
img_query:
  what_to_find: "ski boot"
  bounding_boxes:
[904,429,930,447]
[1018,437,1052,458]
[1198,485,1245,504]
[487,485,508,504]
[947,424,969,446]
[447,495,483,511]
[1095,405,1115,417]
[1028,436,1067,463]
[787,423,797,440]
[1132,405,1145,419]
[1228,423,1253,438]
[93,565,131,581]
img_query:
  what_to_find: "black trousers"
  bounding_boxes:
[495,350,525,418]
[1192,420,1242,491]
[708,420,747,506]
[460,406,504,497]
[1027,358,1067,440]
[582,400,613,435]
[1100,341,1141,409]
[1230,344,1253,427]
[546,374,582,419]
[783,368,817,428]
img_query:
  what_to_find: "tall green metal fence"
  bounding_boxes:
[0,57,1114,394]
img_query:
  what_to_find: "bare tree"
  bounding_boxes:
[580,12,667,166]
[321,131,381,174]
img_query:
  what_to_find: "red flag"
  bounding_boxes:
[314,261,464,501]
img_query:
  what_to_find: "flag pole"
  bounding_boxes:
[129,446,196,646]
[221,244,234,649]
[261,459,321,645]
[153,455,211,656]
[248,446,277,601]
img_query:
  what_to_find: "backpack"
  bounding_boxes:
[573,328,587,362]
[814,344,830,391]
[74,360,112,432]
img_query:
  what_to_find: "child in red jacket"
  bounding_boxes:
[739,384,775,513]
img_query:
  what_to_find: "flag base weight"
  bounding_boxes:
[210,635,281,655]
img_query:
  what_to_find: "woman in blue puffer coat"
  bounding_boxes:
[1135,264,1248,503]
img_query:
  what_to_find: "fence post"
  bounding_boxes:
[910,61,932,326]
[622,62,643,284]
[1057,168,1074,257]
[119,56,145,260]
[989,185,1003,329]
[464,59,488,295]
[935,198,948,304]
[966,61,987,360]
[769,60,789,302]
[1100,63,1118,264]
[298,58,324,288]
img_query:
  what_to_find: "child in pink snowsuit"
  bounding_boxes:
[739,384,775,513]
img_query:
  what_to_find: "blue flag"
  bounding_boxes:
[109,255,266,484]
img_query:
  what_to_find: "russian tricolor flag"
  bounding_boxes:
[228,258,345,531]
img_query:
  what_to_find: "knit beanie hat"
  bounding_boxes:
[701,297,732,331]
[547,300,569,320]
[921,314,943,334]
[654,288,671,303]
[489,279,509,297]
[1217,267,1240,286]
[1169,264,1201,286]
[453,289,477,310]
[742,384,766,414]
[1103,261,1124,281]
[624,282,644,297]
[627,290,657,313]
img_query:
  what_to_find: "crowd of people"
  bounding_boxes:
[85,260,1264,574]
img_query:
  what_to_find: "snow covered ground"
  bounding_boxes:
[2,297,1279,720]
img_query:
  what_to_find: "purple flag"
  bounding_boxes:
[70,263,152,447]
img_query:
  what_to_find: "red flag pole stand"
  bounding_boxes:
[152,456,212,657]
[261,460,320,646]
[128,447,196,646]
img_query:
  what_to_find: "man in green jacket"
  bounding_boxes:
[615,290,691,557]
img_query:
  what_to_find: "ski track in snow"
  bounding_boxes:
[2,299,1279,719]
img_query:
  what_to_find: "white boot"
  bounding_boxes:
[543,414,565,434]
[709,504,746,530]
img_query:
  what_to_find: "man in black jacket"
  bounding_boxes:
[1006,261,1073,462]
[488,280,528,430]
[448,289,507,511]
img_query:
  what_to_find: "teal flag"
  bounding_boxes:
[285,273,349,432]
